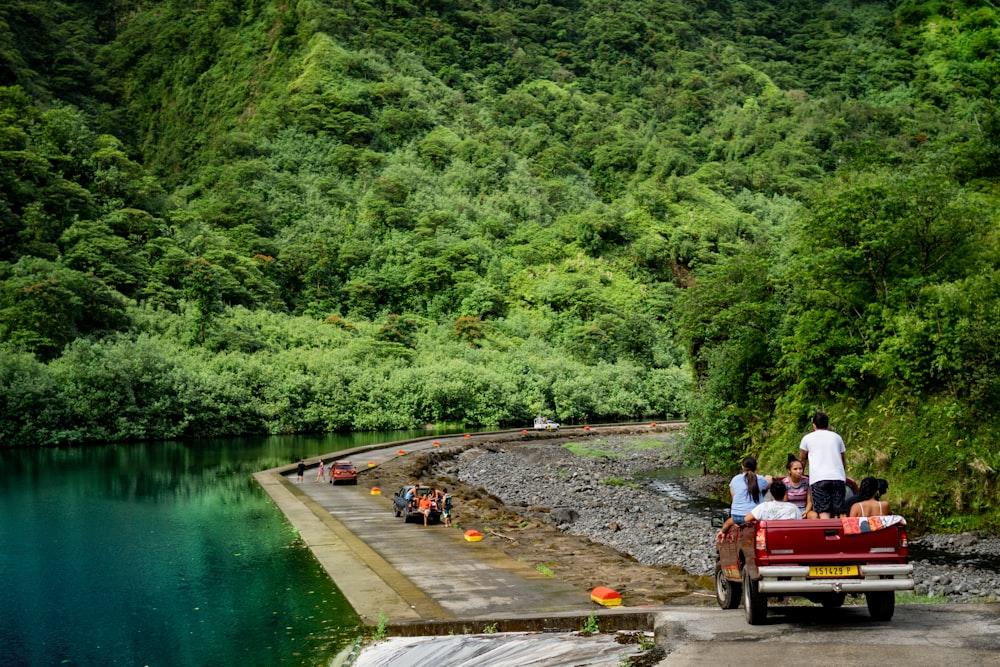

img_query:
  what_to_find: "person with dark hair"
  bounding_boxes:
[783,454,812,518]
[441,487,453,527]
[799,410,847,518]
[844,477,888,515]
[718,472,791,536]
[744,479,802,521]
[850,477,891,517]
[726,455,771,528]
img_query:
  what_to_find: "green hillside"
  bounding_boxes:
[1,0,998,529]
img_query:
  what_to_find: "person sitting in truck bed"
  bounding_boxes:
[850,477,892,518]
[729,456,771,524]
[782,454,812,518]
[718,479,801,536]
[418,494,434,526]
[844,477,888,516]
[720,456,772,535]
[744,479,802,521]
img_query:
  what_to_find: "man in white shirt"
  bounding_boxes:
[799,410,847,518]
[745,479,802,521]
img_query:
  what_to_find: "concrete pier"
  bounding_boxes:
[254,427,664,631]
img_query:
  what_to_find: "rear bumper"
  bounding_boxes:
[757,563,914,594]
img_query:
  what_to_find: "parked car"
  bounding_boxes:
[533,416,560,430]
[392,485,442,524]
[330,461,358,485]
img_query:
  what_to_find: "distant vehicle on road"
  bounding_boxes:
[330,461,358,485]
[393,486,442,524]
[533,416,560,430]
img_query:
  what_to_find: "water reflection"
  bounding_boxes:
[0,428,458,667]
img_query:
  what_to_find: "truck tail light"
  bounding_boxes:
[899,530,908,550]
[755,525,767,552]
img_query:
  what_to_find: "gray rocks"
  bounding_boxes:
[442,437,718,577]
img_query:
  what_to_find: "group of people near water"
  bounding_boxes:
[719,410,891,535]
[404,483,454,527]
[293,458,337,483]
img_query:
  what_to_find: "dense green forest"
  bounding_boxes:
[1,0,998,530]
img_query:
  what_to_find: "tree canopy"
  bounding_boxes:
[1,0,999,529]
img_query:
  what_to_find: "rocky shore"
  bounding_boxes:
[436,432,1000,603]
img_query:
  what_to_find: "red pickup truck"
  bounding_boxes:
[714,516,914,624]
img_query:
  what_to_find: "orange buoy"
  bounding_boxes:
[433,441,440,447]
[590,586,622,607]
[463,434,471,439]
[583,425,591,431]
[370,487,381,495]
[398,449,406,456]
[464,529,483,542]
[368,461,376,467]
[521,429,527,435]
[650,422,657,427]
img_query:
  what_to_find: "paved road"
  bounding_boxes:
[656,603,1000,665]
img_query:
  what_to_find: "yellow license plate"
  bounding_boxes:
[809,565,859,577]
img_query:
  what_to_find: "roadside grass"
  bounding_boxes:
[535,562,555,577]
[602,476,639,488]
[563,436,676,459]
[776,592,952,607]
[896,591,967,604]
[563,441,619,458]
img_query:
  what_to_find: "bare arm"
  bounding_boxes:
[798,448,808,470]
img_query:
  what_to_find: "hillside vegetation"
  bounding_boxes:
[1,0,998,530]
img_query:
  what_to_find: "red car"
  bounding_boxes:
[330,461,358,485]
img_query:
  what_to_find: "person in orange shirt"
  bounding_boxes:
[418,494,433,526]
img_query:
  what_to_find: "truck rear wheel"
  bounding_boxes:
[866,591,895,621]
[714,561,740,609]
[742,567,767,625]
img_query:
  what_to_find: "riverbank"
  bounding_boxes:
[365,429,1000,604]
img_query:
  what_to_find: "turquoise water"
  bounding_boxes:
[0,430,453,667]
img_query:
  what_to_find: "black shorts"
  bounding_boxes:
[811,480,846,516]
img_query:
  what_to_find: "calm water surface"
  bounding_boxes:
[0,429,454,667]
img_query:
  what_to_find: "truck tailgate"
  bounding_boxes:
[757,518,907,565]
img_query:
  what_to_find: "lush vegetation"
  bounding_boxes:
[1,0,999,529]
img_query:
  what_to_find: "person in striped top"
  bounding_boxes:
[782,454,812,518]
